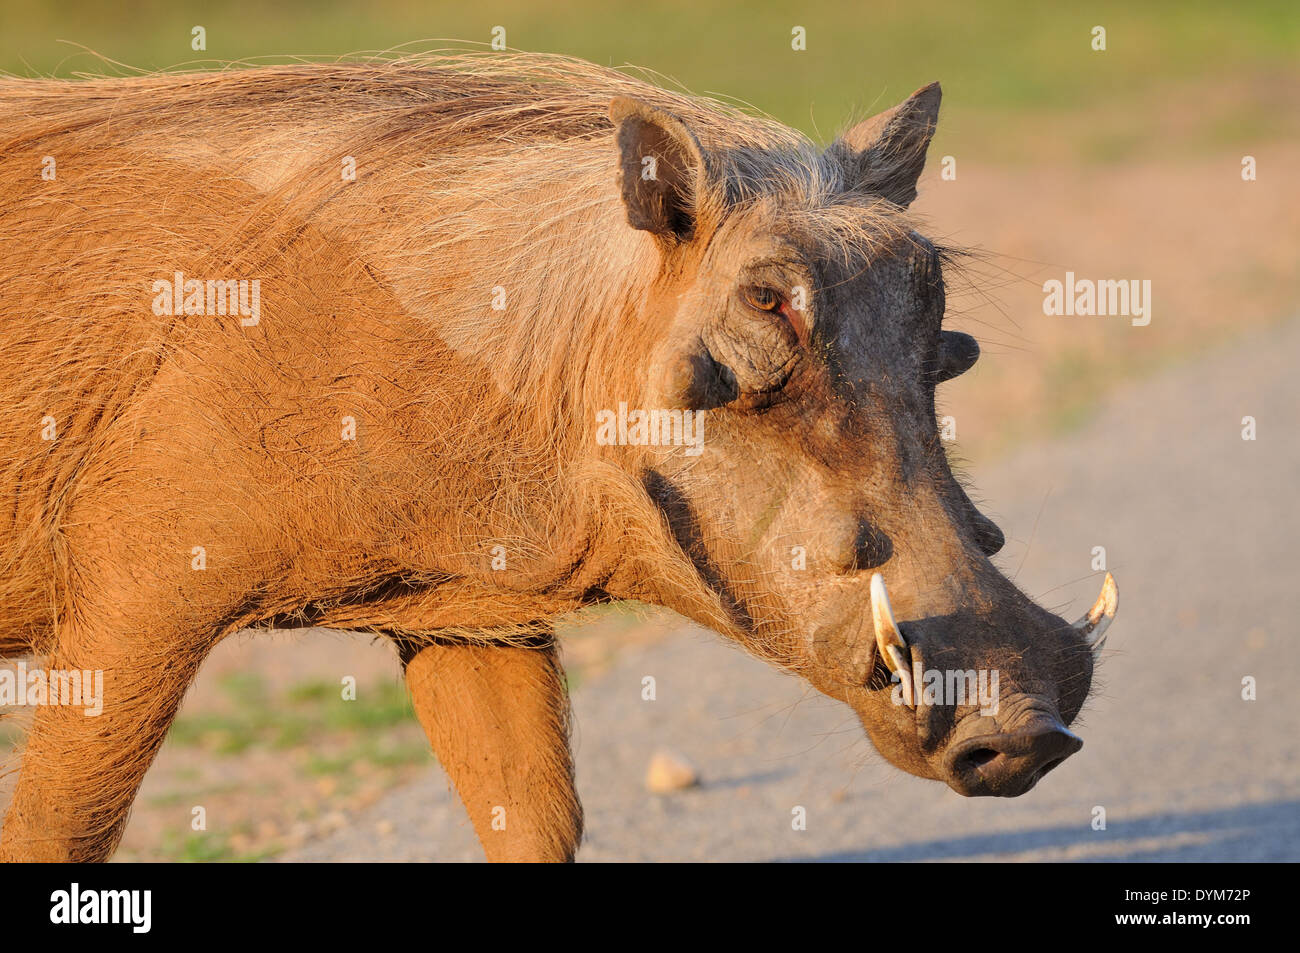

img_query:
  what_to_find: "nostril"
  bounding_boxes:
[946,723,1080,796]
[948,745,1004,786]
[964,747,999,771]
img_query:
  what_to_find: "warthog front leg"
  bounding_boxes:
[0,629,208,862]
[403,636,582,862]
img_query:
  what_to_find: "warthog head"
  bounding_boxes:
[607,82,1117,797]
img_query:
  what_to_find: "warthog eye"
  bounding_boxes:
[742,285,784,313]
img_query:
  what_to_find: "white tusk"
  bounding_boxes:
[1074,572,1119,655]
[871,573,914,705]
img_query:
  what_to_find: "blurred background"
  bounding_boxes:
[0,1,1296,860]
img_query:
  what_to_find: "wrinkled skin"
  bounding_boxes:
[0,65,1105,863]
[612,84,1095,800]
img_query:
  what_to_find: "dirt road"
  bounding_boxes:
[284,317,1300,862]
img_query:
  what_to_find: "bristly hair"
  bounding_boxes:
[0,50,956,672]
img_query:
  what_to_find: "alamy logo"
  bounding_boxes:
[0,662,103,716]
[1042,272,1151,326]
[892,666,1000,715]
[50,883,151,933]
[595,402,705,456]
[151,271,261,326]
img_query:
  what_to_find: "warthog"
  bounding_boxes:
[0,53,1117,862]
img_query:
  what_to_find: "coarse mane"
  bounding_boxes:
[0,51,924,416]
[0,51,933,662]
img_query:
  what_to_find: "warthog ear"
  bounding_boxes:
[831,82,941,207]
[610,97,708,243]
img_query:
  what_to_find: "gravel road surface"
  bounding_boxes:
[284,320,1300,862]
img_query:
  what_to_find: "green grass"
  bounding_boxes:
[159,829,275,862]
[1,0,1295,147]
[145,781,244,807]
[1043,348,1116,436]
[0,719,24,747]
[305,737,429,775]
[167,673,416,755]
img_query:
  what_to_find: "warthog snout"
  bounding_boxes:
[943,716,1083,797]
[844,573,1114,797]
